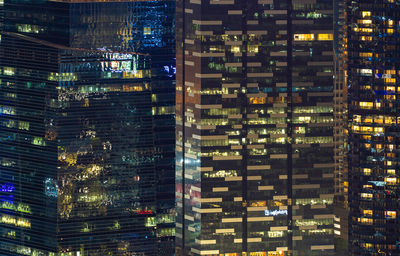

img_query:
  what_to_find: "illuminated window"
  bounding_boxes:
[363,210,373,216]
[249,252,267,256]
[231,46,241,53]
[360,68,374,76]
[384,78,396,84]
[362,11,371,17]
[361,193,373,199]
[268,231,284,238]
[362,243,373,249]
[359,52,373,57]
[249,201,266,207]
[317,33,333,40]
[360,126,373,132]
[32,137,46,146]
[3,67,15,76]
[360,36,372,41]
[363,168,371,175]
[355,27,373,33]
[294,34,314,41]
[385,211,396,219]
[144,27,151,35]
[358,217,373,225]
[384,177,397,184]
[358,19,372,25]
[359,101,373,109]
[248,45,259,53]
[249,97,266,104]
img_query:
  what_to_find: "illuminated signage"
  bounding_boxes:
[137,210,153,215]
[0,183,14,192]
[101,54,138,73]
[264,210,288,216]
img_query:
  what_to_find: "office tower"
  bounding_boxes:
[176,0,335,255]
[346,0,400,255]
[0,0,175,255]
[333,0,349,254]
[126,1,176,253]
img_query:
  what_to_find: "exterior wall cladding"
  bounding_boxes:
[176,0,335,256]
[0,0,175,255]
[346,0,400,255]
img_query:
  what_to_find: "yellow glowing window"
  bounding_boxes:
[374,117,384,124]
[385,177,397,184]
[359,102,373,109]
[361,36,372,41]
[364,117,373,123]
[360,126,373,132]
[248,45,259,53]
[231,46,241,53]
[363,210,373,216]
[387,169,396,175]
[249,97,266,104]
[374,127,384,133]
[386,86,396,92]
[387,29,394,34]
[364,143,371,149]
[268,231,284,238]
[385,211,396,219]
[384,118,394,124]
[318,34,333,40]
[358,217,373,224]
[363,243,373,249]
[359,28,373,33]
[249,252,267,256]
[249,201,267,207]
[294,34,315,41]
[359,52,373,57]
[361,193,373,199]
[375,144,382,149]
[353,115,362,123]
[352,125,360,131]
[363,168,371,175]
[362,11,371,17]
[388,20,394,26]
[358,19,372,25]
[384,78,396,83]
[144,27,151,35]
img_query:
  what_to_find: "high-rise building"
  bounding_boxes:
[333,0,349,254]
[176,0,336,255]
[0,0,175,255]
[346,0,400,255]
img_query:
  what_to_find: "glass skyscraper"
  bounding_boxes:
[176,0,335,255]
[0,0,175,255]
[346,0,400,255]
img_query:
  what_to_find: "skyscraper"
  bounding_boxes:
[346,0,400,255]
[333,0,349,254]
[0,0,175,255]
[176,0,336,255]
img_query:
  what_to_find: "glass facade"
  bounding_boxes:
[0,0,176,255]
[333,0,349,254]
[176,0,335,255]
[346,0,400,255]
